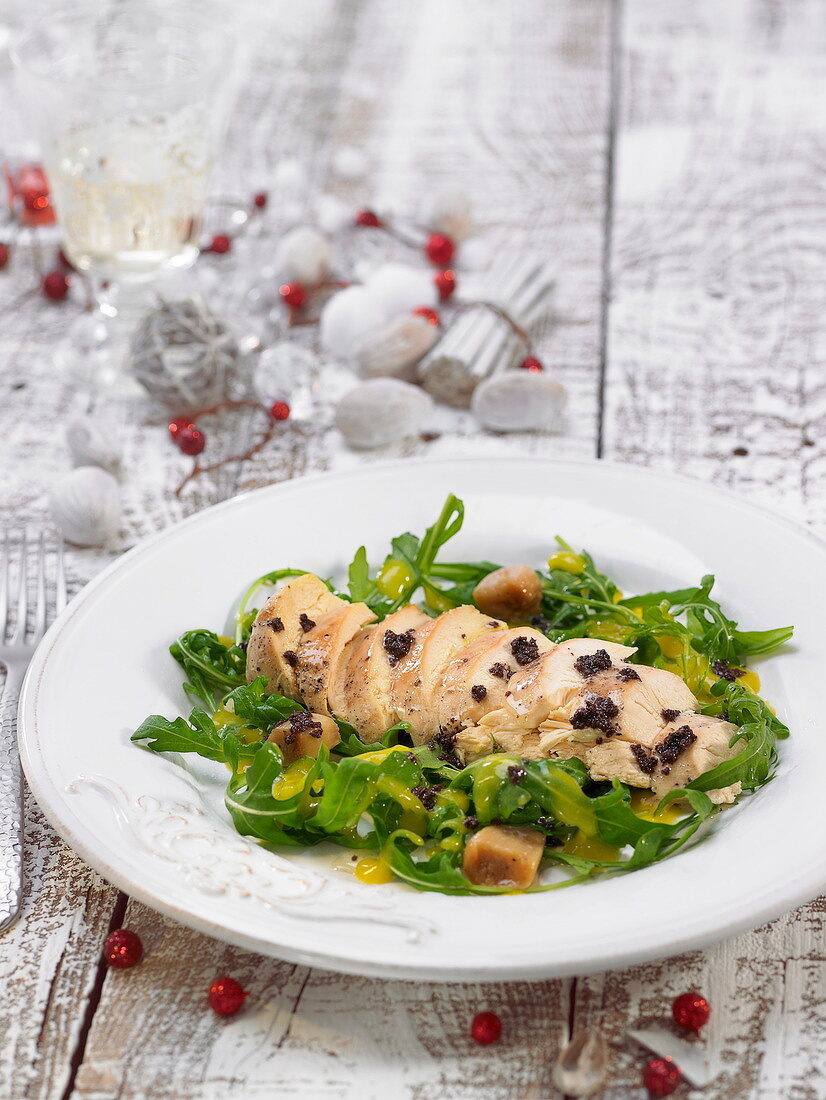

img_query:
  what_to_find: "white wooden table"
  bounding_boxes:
[1,1,825,1096]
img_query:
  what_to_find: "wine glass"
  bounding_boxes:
[11,2,232,388]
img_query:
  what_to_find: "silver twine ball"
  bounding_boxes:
[128,296,240,412]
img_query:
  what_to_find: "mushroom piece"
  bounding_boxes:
[473,565,543,622]
[462,824,545,888]
[268,710,340,764]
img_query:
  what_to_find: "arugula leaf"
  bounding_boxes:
[131,710,226,762]
[347,547,375,603]
[170,630,247,709]
[223,676,304,731]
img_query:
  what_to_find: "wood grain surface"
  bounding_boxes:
[0,1,823,1097]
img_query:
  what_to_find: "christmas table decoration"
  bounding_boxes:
[102,928,143,969]
[471,370,566,433]
[334,378,432,449]
[551,1030,609,1097]
[49,466,121,548]
[65,415,123,474]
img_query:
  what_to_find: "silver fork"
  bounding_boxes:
[0,532,66,932]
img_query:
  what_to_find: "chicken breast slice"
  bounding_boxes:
[246,574,346,697]
[390,606,504,744]
[328,605,430,743]
[438,626,554,734]
[295,601,377,715]
[551,712,742,805]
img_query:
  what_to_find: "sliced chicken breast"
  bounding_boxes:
[390,606,504,743]
[246,574,346,697]
[295,601,377,715]
[328,604,430,743]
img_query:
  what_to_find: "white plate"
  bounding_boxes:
[18,458,826,981]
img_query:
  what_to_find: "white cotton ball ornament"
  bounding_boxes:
[320,286,387,359]
[335,379,433,450]
[275,225,331,285]
[472,372,567,432]
[424,187,473,242]
[364,263,438,321]
[65,416,122,474]
[332,146,368,180]
[49,466,121,547]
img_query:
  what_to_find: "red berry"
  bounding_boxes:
[270,400,291,421]
[208,234,232,254]
[672,991,710,1034]
[168,416,194,439]
[103,929,143,969]
[643,1057,681,1098]
[279,282,306,309]
[412,306,440,327]
[519,356,544,373]
[253,191,268,209]
[177,425,206,456]
[0,243,9,270]
[208,976,249,1017]
[425,233,455,266]
[471,1011,501,1045]
[434,269,456,301]
[355,209,382,228]
[23,188,50,214]
[42,270,69,300]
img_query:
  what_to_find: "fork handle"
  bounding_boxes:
[0,667,24,933]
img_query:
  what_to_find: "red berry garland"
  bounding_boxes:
[208,976,249,1017]
[168,416,194,439]
[42,270,69,300]
[177,425,206,456]
[412,306,440,327]
[672,991,710,1034]
[470,1011,501,1045]
[424,233,455,266]
[207,234,232,255]
[253,191,268,209]
[270,400,291,421]
[434,269,456,301]
[519,356,544,373]
[355,209,383,228]
[103,928,143,969]
[643,1057,681,1098]
[0,243,9,270]
[279,282,306,309]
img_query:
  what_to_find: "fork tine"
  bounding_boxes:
[0,530,8,641]
[10,531,27,645]
[55,539,67,615]
[32,532,47,639]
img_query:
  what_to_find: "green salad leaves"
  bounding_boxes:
[133,494,792,895]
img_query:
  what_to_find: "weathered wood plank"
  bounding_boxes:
[582,0,826,1094]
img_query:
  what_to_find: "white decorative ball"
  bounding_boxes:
[49,467,121,547]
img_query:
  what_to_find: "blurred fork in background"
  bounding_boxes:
[0,531,66,932]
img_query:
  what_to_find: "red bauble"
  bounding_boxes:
[270,400,291,421]
[519,356,544,373]
[279,282,306,309]
[434,269,456,301]
[672,991,710,1034]
[643,1057,681,1097]
[208,976,249,1017]
[0,243,9,270]
[253,191,268,209]
[23,188,50,215]
[424,233,455,266]
[355,209,382,228]
[208,234,232,254]
[178,426,206,456]
[412,306,440,327]
[470,1011,502,1045]
[103,928,143,969]
[42,270,69,300]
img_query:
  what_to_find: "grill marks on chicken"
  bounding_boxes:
[247,579,744,804]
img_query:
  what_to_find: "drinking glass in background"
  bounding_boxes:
[11,1,232,386]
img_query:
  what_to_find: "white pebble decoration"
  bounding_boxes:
[49,466,121,548]
[335,379,433,450]
[65,416,122,474]
[276,225,331,285]
[471,371,567,432]
[363,263,438,320]
[355,315,439,380]
[320,286,388,359]
[424,187,473,242]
